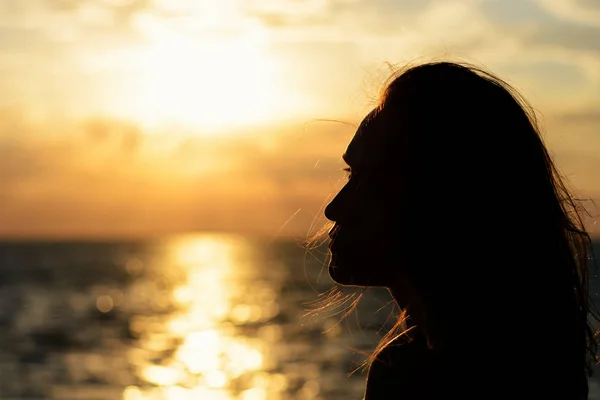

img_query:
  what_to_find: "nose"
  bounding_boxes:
[324,190,343,222]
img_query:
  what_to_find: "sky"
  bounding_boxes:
[0,0,599,239]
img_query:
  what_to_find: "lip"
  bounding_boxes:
[328,233,338,250]
[328,237,344,252]
[328,225,340,240]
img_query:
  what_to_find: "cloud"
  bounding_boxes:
[257,0,600,95]
[524,23,600,53]
[0,102,598,238]
[0,110,352,238]
[83,118,142,154]
[0,0,599,238]
[554,109,600,125]
[481,0,600,54]
[244,0,332,17]
[0,0,157,56]
[532,0,600,27]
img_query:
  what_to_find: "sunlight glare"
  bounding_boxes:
[142,365,185,386]
[127,13,284,134]
[133,235,270,399]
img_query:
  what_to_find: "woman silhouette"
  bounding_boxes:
[324,62,599,399]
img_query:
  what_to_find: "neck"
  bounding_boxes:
[388,285,449,351]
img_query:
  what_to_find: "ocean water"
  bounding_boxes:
[0,234,598,400]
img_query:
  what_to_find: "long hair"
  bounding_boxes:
[312,61,599,391]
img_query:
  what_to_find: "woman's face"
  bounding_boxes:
[324,109,404,287]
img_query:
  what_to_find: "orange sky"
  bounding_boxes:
[1,0,599,239]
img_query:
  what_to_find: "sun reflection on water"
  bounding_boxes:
[123,234,284,400]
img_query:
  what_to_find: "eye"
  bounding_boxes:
[342,167,352,180]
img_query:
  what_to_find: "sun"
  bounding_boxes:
[123,25,286,134]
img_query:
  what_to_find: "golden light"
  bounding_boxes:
[96,294,114,313]
[119,11,289,135]
[126,234,278,400]
[142,365,185,386]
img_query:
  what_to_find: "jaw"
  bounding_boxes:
[328,261,389,288]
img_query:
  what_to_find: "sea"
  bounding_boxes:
[0,233,599,400]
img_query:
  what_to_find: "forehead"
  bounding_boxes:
[343,108,388,169]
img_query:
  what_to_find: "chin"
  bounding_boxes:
[328,255,386,287]
[328,264,358,286]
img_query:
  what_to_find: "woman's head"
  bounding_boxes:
[326,62,556,286]
[324,61,597,372]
